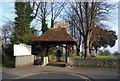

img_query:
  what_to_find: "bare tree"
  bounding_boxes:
[35,2,66,32]
[2,21,14,46]
[64,1,114,58]
[35,2,50,33]
[50,2,66,28]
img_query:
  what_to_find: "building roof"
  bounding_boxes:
[33,28,76,43]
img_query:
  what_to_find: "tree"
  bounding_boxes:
[64,2,114,58]
[1,21,15,63]
[13,1,40,44]
[2,21,14,46]
[98,49,112,56]
[50,2,66,28]
[108,30,117,47]
[91,26,117,54]
[63,6,82,56]
[35,2,66,33]
[36,2,49,34]
[68,20,81,56]
[113,51,120,56]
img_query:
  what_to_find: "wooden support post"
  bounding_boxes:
[65,44,69,66]
[46,47,49,56]
[42,46,45,65]
[46,47,49,61]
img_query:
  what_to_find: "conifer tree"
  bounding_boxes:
[13,2,36,44]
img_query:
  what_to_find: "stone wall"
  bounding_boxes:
[69,57,119,68]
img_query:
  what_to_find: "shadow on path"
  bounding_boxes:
[46,61,65,67]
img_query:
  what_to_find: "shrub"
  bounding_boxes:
[2,44,15,67]
[49,55,56,61]
[32,44,42,56]
[98,49,112,56]
[113,51,120,56]
[90,54,97,58]
[2,53,14,67]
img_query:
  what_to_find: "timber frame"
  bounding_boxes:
[33,28,76,66]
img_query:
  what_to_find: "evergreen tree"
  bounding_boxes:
[13,2,36,44]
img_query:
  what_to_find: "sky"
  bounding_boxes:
[0,1,119,53]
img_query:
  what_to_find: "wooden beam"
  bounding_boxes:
[46,47,49,56]
[48,44,58,48]
[46,47,49,61]
[58,44,66,48]
[65,44,70,66]
[48,44,66,48]
[41,46,45,65]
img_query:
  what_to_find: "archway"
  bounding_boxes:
[44,44,68,67]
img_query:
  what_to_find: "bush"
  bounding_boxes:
[32,44,57,61]
[98,49,112,56]
[2,54,14,67]
[32,44,57,57]
[60,56,65,62]
[48,47,57,61]
[2,44,15,67]
[32,45,42,56]
[90,54,97,58]
[49,47,57,56]
[113,51,120,56]
[49,55,56,61]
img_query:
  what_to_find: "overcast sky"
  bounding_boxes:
[0,1,119,53]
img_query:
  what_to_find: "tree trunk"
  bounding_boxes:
[84,35,91,58]
[95,47,98,56]
[76,41,81,56]
[51,19,54,28]
[89,40,93,55]
[76,47,80,56]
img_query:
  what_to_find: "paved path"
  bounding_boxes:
[1,62,119,80]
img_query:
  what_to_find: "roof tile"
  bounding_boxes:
[33,28,76,42]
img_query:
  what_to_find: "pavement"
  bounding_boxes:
[1,61,120,81]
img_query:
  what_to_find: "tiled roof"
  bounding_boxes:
[33,28,76,42]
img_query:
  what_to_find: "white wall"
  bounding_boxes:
[15,55,36,67]
[14,44,31,56]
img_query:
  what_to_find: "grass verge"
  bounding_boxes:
[96,56,120,59]
[2,60,14,67]
[60,56,66,62]
[60,55,120,61]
